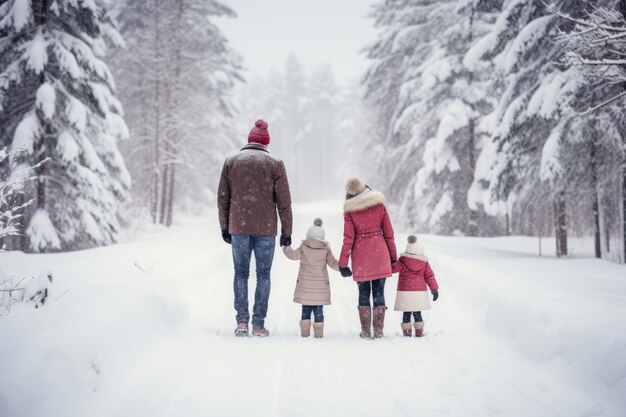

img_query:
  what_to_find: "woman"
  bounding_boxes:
[338,177,397,338]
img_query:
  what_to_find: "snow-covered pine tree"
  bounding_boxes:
[363,0,500,235]
[363,0,426,144]
[403,0,501,236]
[112,0,242,225]
[467,0,599,256]
[0,0,130,252]
[362,0,442,202]
[556,0,626,262]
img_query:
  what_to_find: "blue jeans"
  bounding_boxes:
[357,278,386,307]
[301,305,324,323]
[232,234,276,328]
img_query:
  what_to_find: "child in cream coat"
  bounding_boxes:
[283,219,340,338]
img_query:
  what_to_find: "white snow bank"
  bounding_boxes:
[0,244,188,417]
[421,234,626,412]
[1,211,624,417]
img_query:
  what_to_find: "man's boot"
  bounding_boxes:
[252,327,270,337]
[414,321,425,337]
[401,322,412,337]
[299,320,311,337]
[313,322,324,338]
[372,306,387,339]
[234,322,248,337]
[358,306,372,339]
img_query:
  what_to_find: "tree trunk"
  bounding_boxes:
[505,212,511,236]
[27,0,50,251]
[166,163,175,227]
[151,5,162,224]
[622,160,626,263]
[619,0,626,263]
[605,220,611,252]
[159,163,169,225]
[161,0,184,228]
[465,4,479,237]
[590,138,601,258]
[467,115,479,236]
[554,192,568,257]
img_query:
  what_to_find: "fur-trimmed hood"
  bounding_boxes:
[344,189,385,213]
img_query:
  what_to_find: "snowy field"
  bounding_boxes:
[1,203,625,417]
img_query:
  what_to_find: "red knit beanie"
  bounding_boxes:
[248,119,270,146]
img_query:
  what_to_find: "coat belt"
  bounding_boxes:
[357,230,382,239]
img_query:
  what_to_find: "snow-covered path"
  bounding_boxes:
[1,203,625,417]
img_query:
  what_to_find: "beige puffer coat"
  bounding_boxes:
[283,239,340,305]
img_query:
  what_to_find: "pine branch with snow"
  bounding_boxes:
[0,0,131,252]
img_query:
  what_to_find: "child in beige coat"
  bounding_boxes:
[283,218,340,338]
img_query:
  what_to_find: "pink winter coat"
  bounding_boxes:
[339,190,397,282]
[392,256,439,292]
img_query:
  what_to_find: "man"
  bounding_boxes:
[218,119,293,337]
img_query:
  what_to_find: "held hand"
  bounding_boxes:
[280,235,292,247]
[339,267,352,278]
[221,229,232,244]
[431,290,439,302]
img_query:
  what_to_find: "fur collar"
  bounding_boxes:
[400,253,428,262]
[344,189,385,213]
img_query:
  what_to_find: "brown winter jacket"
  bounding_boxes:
[218,143,293,236]
[283,239,340,306]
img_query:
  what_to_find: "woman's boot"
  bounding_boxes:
[414,321,424,337]
[313,322,324,338]
[372,306,387,338]
[401,322,412,337]
[357,306,372,339]
[299,320,311,337]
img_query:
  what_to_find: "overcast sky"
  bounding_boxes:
[218,0,378,84]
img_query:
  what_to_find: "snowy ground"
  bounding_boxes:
[1,203,625,417]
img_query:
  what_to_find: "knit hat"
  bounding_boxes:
[306,218,326,242]
[248,119,270,145]
[345,177,368,198]
[405,235,425,257]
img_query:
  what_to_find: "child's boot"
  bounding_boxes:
[414,321,424,337]
[313,322,324,338]
[358,306,372,339]
[299,320,311,337]
[372,306,387,339]
[401,322,412,337]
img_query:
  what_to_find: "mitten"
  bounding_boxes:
[221,229,232,244]
[280,235,292,247]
